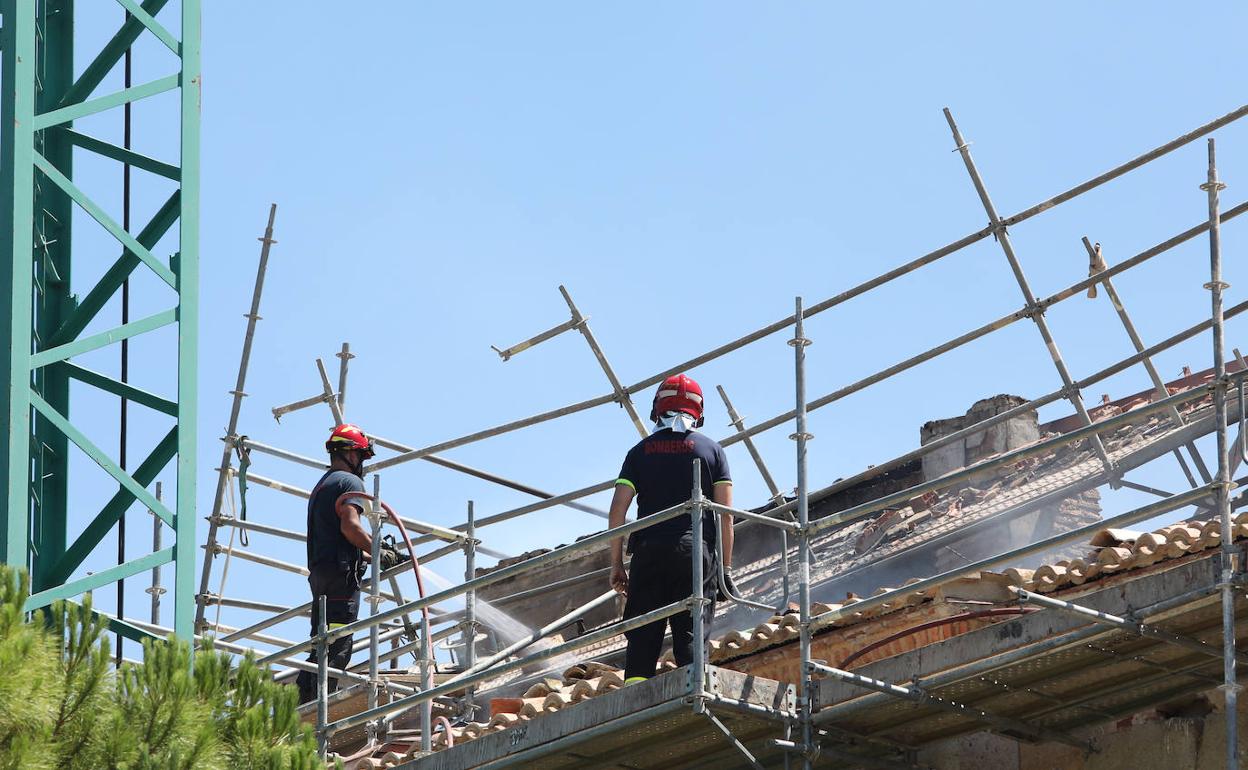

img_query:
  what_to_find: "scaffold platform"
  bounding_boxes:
[398,666,795,770]
[813,550,1248,758]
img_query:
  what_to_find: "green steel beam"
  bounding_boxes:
[57,128,180,181]
[3,0,198,648]
[31,308,177,369]
[47,427,177,587]
[94,606,162,646]
[0,0,36,569]
[174,0,202,640]
[32,150,177,287]
[56,362,178,417]
[35,74,178,131]
[28,391,174,527]
[48,190,180,347]
[25,547,173,612]
[31,0,76,591]
[57,0,172,108]
[112,0,180,55]
[37,599,163,646]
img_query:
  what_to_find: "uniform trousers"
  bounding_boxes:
[296,565,361,704]
[622,532,717,680]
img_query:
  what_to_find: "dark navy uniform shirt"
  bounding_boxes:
[617,428,732,543]
[306,469,366,573]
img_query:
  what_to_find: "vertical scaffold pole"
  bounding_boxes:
[1203,137,1239,770]
[316,594,329,758]
[464,500,478,717]
[690,459,706,694]
[336,342,354,414]
[790,297,814,769]
[420,548,432,754]
[195,204,277,633]
[148,482,165,625]
[367,475,383,746]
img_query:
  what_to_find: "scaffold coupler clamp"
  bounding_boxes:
[1057,382,1082,401]
[690,694,707,714]
[1021,300,1045,320]
[1106,463,1125,491]
[1217,550,1242,590]
[910,675,932,705]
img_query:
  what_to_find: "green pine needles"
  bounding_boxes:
[0,566,337,770]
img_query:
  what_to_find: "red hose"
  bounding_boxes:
[335,492,431,664]
[433,715,455,748]
[837,607,1037,670]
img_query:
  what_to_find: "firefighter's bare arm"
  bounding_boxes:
[608,483,635,594]
[338,502,373,552]
[714,482,733,567]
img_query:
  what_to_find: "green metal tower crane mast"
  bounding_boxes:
[0,0,200,638]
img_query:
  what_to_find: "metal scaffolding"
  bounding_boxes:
[175,105,1248,767]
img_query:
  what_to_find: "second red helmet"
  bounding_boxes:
[650,374,704,424]
[325,423,376,458]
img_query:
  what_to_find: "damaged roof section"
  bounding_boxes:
[467,364,1241,689]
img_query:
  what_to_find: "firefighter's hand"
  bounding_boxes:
[378,535,404,571]
[610,562,628,595]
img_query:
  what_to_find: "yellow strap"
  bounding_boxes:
[616,478,636,491]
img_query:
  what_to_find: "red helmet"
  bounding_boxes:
[650,374,705,424]
[326,424,376,458]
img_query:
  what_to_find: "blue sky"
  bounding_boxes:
[43,3,1248,652]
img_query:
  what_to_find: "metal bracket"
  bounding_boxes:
[706,668,722,695]
[1020,301,1045,320]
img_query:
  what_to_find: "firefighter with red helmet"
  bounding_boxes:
[296,423,389,703]
[607,374,735,682]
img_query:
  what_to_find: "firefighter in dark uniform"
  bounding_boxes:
[295,423,394,704]
[607,374,735,682]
